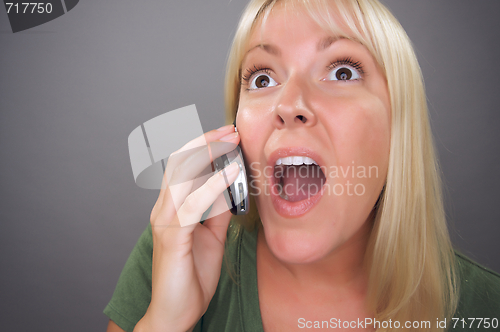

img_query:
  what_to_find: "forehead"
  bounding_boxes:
[242,2,365,67]
[248,1,354,47]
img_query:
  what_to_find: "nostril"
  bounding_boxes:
[296,115,306,123]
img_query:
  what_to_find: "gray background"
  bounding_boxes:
[0,1,498,331]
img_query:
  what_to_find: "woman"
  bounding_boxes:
[105,0,500,331]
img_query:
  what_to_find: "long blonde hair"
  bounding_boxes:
[224,0,458,330]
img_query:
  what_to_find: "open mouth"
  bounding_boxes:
[273,156,326,202]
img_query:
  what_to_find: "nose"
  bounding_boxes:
[273,77,317,129]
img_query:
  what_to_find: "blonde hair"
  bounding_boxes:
[224,0,458,330]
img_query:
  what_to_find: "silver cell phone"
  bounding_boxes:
[213,145,249,215]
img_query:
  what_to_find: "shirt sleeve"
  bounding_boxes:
[454,252,500,320]
[103,224,153,332]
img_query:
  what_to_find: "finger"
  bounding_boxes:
[165,136,240,215]
[167,136,239,187]
[177,162,240,227]
[159,148,215,218]
[151,170,170,220]
[204,124,236,142]
[152,185,178,228]
[156,125,237,219]
[173,124,235,157]
[165,125,236,178]
[205,190,233,222]
[202,203,233,246]
[207,139,241,162]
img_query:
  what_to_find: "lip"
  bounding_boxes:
[267,147,327,218]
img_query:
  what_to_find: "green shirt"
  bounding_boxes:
[104,223,500,331]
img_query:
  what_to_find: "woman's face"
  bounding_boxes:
[237,4,391,264]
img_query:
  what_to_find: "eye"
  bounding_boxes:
[249,73,278,89]
[327,66,361,81]
[324,57,365,82]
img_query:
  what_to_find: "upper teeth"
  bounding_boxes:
[275,156,318,166]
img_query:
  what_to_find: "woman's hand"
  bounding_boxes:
[133,124,240,332]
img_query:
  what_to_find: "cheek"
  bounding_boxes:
[236,103,269,173]
[323,96,390,204]
[330,97,390,167]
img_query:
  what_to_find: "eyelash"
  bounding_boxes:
[240,57,365,85]
[241,65,273,85]
[327,57,365,76]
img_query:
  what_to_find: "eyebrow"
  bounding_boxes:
[317,36,340,51]
[244,36,341,59]
[245,43,281,57]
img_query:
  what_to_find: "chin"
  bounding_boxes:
[262,226,334,264]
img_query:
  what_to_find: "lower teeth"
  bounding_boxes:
[277,180,289,200]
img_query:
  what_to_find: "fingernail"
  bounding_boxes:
[224,162,240,178]
[219,131,238,141]
[217,124,234,131]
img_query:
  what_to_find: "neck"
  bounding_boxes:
[257,212,374,294]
